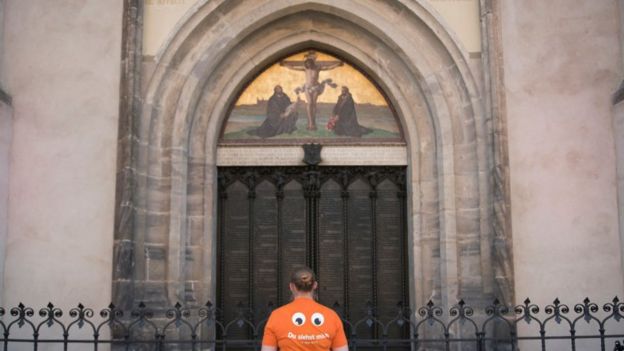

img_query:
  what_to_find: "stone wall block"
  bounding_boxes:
[450,65,473,108]
[136,103,156,142]
[115,167,136,237]
[455,208,481,234]
[146,147,167,178]
[188,130,209,159]
[170,180,189,209]
[113,239,135,280]
[145,211,170,244]
[184,280,201,304]
[429,258,443,294]
[152,68,187,112]
[141,59,157,95]
[115,132,133,171]
[455,193,480,210]
[187,160,206,194]
[170,150,188,178]
[459,276,484,297]
[421,211,441,233]
[140,281,170,305]
[184,245,203,282]
[149,73,186,149]
[462,104,479,139]
[191,39,236,79]
[147,150,171,178]
[148,108,178,154]
[454,174,480,201]
[418,180,440,206]
[0,88,13,304]
[170,83,199,148]
[420,240,441,299]
[191,50,223,80]
[145,177,172,213]
[613,102,624,282]
[418,150,438,181]
[145,244,167,282]
[145,244,166,259]
[454,142,479,174]
[420,234,440,250]
[186,36,234,77]
[112,280,135,310]
[188,216,204,247]
[163,2,231,67]
[115,201,135,240]
[134,137,151,172]
[436,92,468,147]
[419,197,440,214]
[187,193,204,217]
[458,235,482,256]
[133,206,147,237]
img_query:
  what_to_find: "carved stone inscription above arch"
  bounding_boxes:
[112,0,514,314]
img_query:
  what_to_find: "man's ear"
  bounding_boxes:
[289,282,296,293]
[313,281,318,290]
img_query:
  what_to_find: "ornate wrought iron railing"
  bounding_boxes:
[0,297,623,350]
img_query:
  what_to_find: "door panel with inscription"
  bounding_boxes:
[217,166,409,343]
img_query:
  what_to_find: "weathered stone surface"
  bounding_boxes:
[114,0,502,314]
[0,92,12,306]
[615,100,624,283]
[3,0,122,309]
[113,239,135,280]
[502,0,623,306]
[217,146,408,166]
[145,244,167,281]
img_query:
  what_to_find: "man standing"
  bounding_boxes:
[261,268,349,351]
[331,86,372,137]
[281,51,342,131]
[248,85,299,138]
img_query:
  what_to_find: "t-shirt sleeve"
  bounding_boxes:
[331,314,348,348]
[262,314,278,347]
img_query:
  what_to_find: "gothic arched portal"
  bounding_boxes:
[215,49,410,333]
[112,0,513,325]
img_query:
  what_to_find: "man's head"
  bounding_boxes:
[341,86,350,94]
[274,85,283,94]
[304,50,317,60]
[289,267,317,293]
[304,58,316,69]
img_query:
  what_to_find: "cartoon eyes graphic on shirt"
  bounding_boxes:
[291,312,306,326]
[311,312,325,326]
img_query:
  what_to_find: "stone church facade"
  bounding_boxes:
[0,0,623,345]
[113,0,514,313]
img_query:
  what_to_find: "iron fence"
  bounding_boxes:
[0,297,623,350]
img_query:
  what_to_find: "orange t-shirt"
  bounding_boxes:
[262,297,348,350]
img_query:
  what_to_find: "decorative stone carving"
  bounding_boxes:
[302,143,322,166]
[112,0,514,321]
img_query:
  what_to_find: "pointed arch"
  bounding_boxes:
[113,0,512,311]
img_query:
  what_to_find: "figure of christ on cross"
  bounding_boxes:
[280,51,343,131]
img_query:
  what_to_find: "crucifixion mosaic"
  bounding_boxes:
[220,50,403,144]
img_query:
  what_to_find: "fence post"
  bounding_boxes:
[476,331,484,351]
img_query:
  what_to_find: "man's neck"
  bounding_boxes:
[293,293,315,300]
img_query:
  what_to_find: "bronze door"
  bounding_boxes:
[217,166,408,341]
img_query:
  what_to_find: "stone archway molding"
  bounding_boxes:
[113,0,514,312]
